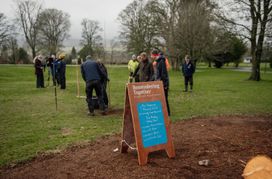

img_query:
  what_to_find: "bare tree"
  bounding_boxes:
[81,18,103,56]
[176,0,215,58]
[129,0,216,68]
[118,0,160,54]
[8,36,19,64]
[0,13,12,47]
[109,38,119,63]
[15,0,42,58]
[148,0,181,68]
[38,8,71,55]
[219,0,272,81]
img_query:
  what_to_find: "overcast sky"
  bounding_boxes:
[0,0,133,41]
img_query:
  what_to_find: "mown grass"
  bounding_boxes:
[0,64,272,166]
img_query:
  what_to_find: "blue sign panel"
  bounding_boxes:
[137,101,168,148]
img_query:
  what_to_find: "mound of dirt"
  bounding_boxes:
[1,115,272,179]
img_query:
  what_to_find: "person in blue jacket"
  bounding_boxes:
[55,54,66,89]
[181,55,195,92]
[81,55,107,116]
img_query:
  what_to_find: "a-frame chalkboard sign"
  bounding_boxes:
[121,81,175,165]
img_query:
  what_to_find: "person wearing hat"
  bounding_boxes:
[128,54,139,83]
[55,53,66,89]
[152,52,171,71]
[151,49,170,116]
[81,55,107,116]
[34,55,45,88]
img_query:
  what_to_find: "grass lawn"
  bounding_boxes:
[0,64,272,166]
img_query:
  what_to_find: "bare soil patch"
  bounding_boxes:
[1,115,271,179]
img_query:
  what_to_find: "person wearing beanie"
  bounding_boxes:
[151,49,170,116]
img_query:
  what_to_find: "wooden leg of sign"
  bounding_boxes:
[138,151,148,165]
[121,86,135,153]
[166,142,176,159]
[165,120,175,158]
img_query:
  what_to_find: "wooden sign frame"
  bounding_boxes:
[121,81,175,165]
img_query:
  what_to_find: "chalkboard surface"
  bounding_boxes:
[137,101,167,148]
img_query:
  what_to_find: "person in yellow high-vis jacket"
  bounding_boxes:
[128,54,139,83]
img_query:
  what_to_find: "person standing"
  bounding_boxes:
[55,54,66,89]
[151,49,170,116]
[97,59,109,108]
[152,52,171,72]
[181,55,195,92]
[81,55,107,116]
[34,55,44,88]
[46,55,57,86]
[128,54,139,83]
[135,52,154,82]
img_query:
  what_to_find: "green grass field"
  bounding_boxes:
[0,64,272,166]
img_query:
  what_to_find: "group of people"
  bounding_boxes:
[34,54,66,89]
[34,50,195,117]
[127,50,196,116]
[128,50,171,116]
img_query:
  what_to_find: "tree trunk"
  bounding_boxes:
[31,48,36,59]
[208,60,211,67]
[248,0,271,81]
[249,25,266,81]
[249,56,260,81]
[174,57,179,70]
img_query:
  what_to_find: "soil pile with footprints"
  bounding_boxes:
[1,115,272,179]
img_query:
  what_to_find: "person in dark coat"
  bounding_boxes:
[81,55,107,116]
[181,55,195,92]
[151,49,170,116]
[135,52,154,82]
[55,54,66,89]
[97,59,109,107]
[34,55,44,88]
[46,54,57,86]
